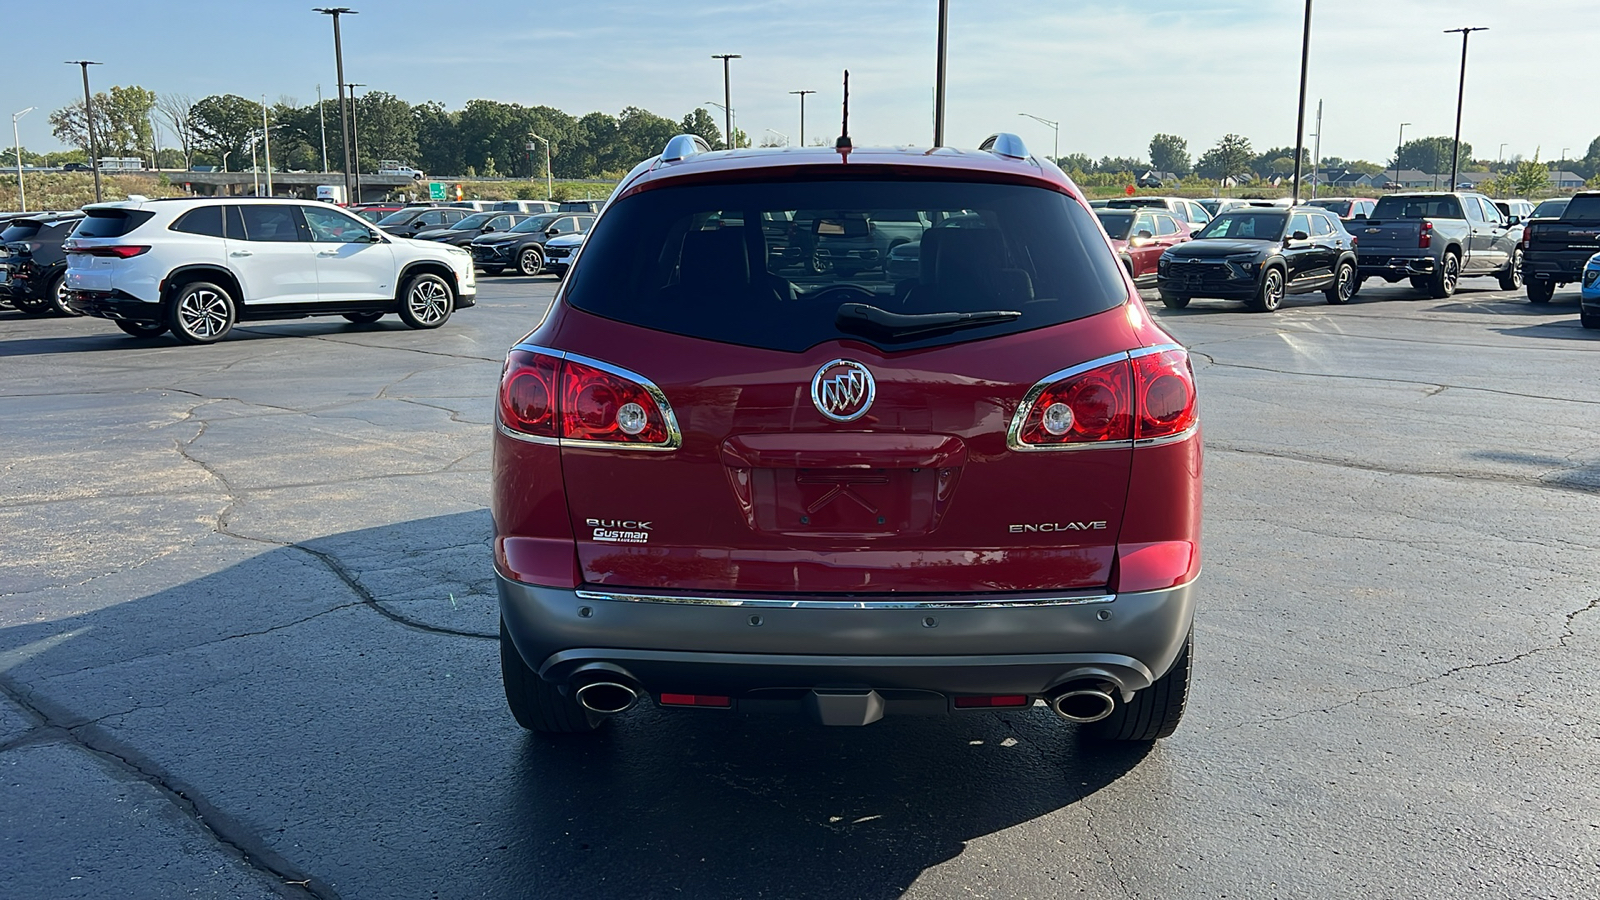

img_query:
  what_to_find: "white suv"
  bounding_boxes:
[64,197,477,344]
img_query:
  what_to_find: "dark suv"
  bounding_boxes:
[493,133,1202,740]
[1157,206,1359,311]
[376,205,470,239]
[470,212,595,276]
[0,212,85,316]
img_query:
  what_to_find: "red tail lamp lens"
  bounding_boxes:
[500,350,561,438]
[954,695,1030,709]
[499,351,674,446]
[561,359,669,444]
[1018,359,1133,446]
[87,245,151,258]
[1418,221,1433,249]
[1132,349,1198,440]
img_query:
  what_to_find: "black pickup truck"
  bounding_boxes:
[1521,191,1600,303]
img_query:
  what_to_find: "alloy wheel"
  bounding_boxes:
[1336,264,1354,302]
[519,248,543,276]
[178,289,230,338]
[407,279,450,325]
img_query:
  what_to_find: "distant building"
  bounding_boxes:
[1548,170,1587,190]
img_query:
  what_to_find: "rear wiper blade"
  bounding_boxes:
[835,303,1021,340]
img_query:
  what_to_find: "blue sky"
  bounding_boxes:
[5,0,1595,167]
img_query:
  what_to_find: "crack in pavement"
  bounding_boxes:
[1211,443,1600,497]
[1190,352,1600,407]
[0,678,339,900]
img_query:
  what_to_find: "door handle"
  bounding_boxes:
[230,251,253,257]
[317,250,340,257]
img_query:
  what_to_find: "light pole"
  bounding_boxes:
[1017,113,1059,162]
[764,128,789,147]
[789,89,815,147]
[1290,0,1313,205]
[249,133,261,196]
[711,54,740,149]
[347,83,364,202]
[1393,122,1410,191]
[528,132,551,200]
[317,83,329,173]
[12,107,33,212]
[1560,147,1571,190]
[66,60,104,202]
[261,95,274,196]
[933,0,949,147]
[705,101,736,147]
[1310,99,1323,199]
[1444,26,1488,189]
[314,7,357,200]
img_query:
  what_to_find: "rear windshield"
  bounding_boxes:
[1095,211,1137,239]
[1371,195,1463,219]
[1195,212,1287,241]
[562,180,1128,353]
[75,210,152,238]
[1532,199,1568,218]
[1561,195,1600,222]
[1307,199,1351,214]
[0,222,42,242]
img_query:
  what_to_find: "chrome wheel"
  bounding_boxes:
[407,279,450,325]
[1254,268,1284,312]
[178,289,230,337]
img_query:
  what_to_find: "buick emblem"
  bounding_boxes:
[810,359,875,422]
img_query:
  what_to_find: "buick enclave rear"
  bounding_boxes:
[493,135,1201,741]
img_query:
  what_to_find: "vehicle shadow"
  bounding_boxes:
[0,511,1150,899]
[0,320,420,358]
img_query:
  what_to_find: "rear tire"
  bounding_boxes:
[1428,252,1460,299]
[1526,278,1555,304]
[342,311,384,324]
[1159,291,1190,309]
[397,272,453,329]
[12,292,52,316]
[1498,248,1524,291]
[501,619,602,734]
[47,272,81,316]
[166,281,236,345]
[1247,266,1284,312]
[115,320,168,338]
[1084,631,1191,742]
[1324,259,1356,304]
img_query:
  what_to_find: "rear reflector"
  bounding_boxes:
[953,695,1030,709]
[659,693,732,708]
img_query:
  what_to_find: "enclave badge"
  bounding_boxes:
[810,359,875,422]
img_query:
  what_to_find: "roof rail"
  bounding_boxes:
[660,134,712,163]
[979,132,1030,160]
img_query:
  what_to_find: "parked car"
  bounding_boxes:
[1522,191,1600,303]
[350,203,405,223]
[1196,198,1251,218]
[538,230,586,277]
[1353,192,1523,298]
[557,199,606,213]
[1104,196,1212,234]
[470,212,595,275]
[62,162,91,172]
[489,200,558,214]
[493,132,1200,740]
[413,212,531,247]
[63,197,476,344]
[1581,252,1600,329]
[1156,206,1359,311]
[0,212,85,315]
[1494,199,1534,222]
[1305,197,1377,221]
[447,201,495,212]
[1529,197,1570,221]
[881,212,986,280]
[377,205,471,239]
[1095,206,1191,287]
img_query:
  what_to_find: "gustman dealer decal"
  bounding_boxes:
[588,519,651,543]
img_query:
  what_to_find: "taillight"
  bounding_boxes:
[498,348,680,450]
[1418,221,1433,249]
[1009,346,1197,451]
[81,245,151,258]
[1522,225,1534,248]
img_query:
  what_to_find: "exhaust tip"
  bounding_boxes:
[575,681,639,715]
[1050,688,1116,724]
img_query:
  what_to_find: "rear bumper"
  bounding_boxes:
[1358,254,1435,278]
[65,289,162,323]
[1524,252,1592,284]
[498,574,1197,701]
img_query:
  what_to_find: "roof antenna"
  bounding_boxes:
[835,69,852,152]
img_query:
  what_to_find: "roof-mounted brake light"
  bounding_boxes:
[979,132,1030,160]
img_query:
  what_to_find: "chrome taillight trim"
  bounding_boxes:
[1005,343,1188,452]
[573,589,1115,610]
[499,344,683,452]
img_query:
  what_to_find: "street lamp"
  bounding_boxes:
[528,132,551,200]
[1560,147,1571,190]
[314,7,357,199]
[11,107,33,212]
[1017,113,1059,162]
[1393,122,1411,191]
[261,95,274,196]
[1290,0,1313,205]
[317,84,329,173]
[789,89,815,147]
[705,101,736,148]
[1444,26,1488,189]
[65,60,104,202]
[347,83,365,202]
[711,54,740,150]
[933,0,949,147]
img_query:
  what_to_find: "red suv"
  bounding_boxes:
[1096,206,1192,287]
[493,133,1201,741]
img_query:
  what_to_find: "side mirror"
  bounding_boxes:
[1506,216,1521,227]
[1291,230,1310,242]
[1136,229,1154,240]
[1350,213,1367,221]
[547,227,561,235]
[482,225,495,232]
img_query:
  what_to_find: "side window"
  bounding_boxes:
[1154,214,1181,237]
[1483,198,1506,225]
[417,210,444,226]
[1132,213,1155,237]
[239,205,306,242]
[1167,203,1189,223]
[576,216,595,233]
[1310,214,1335,236]
[1289,213,1311,237]
[301,206,368,243]
[1463,197,1486,223]
[1186,202,1211,226]
[172,206,224,237]
[223,205,247,239]
[443,210,467,225]
[555,217,578,235]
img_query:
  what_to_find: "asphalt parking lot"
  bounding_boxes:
[1,275,1596,899]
